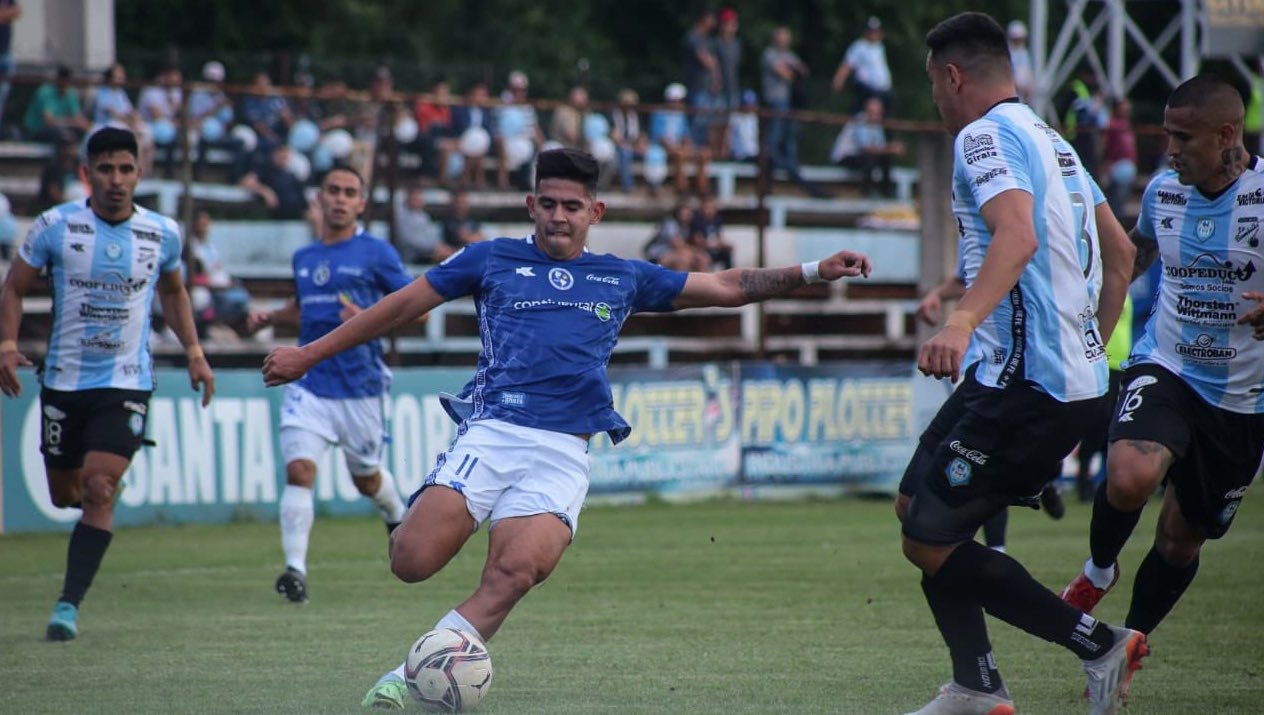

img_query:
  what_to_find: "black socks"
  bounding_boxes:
[60,522,113,607]
[1126,546,1198,634]
[1088,486,1144,569]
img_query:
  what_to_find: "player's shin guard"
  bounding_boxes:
[280,484,314,573]
[937,541,1116,660]
[371,469,407,525]
[1089,486,1144,571]
[1125,546,1198,634]
[921,574,1003,694]
[60,522,112,606]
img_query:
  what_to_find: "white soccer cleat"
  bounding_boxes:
[904,682,1015,715]
[1083,626,1149,715]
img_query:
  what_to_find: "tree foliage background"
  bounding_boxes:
[116,0,1031,118]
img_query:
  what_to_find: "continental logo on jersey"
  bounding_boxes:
[1237,188,1264,206]
[974,167,1007,187]
[67,222,94,235]
[131,228,162,243]
[1056,150,1077,176]
[961,133,996,165]
[1157,189,1188,206]
[594,302,612,321]
[1175,333,1236,361]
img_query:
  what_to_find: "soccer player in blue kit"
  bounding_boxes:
[247,166,411,603]
[0,127,215,640]
[261,147,873,709]
[1061,76,1264,647]
[897,14,1145,715]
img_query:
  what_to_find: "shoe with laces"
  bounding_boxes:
[1084,626,1149,715]
[275,567,308,604]
[904,682,1015,715]
[361,673,409,710]
[45,601,79,641]
[1060,562,1119,614]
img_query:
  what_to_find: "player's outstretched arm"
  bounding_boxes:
[246,296,300,333]
[1094,202,1137,344]
[157,269,215,407]
[671,250,871,310]
[0,257,37,398]
[262,275,444,387]
[919,189,1037,381]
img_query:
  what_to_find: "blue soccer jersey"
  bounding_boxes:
[293,233,414,398]
[952,101,1110,401]
[424,236,687,443]
[1128,166,1264,414]
[18,200,182,391]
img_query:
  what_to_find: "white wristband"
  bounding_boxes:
[800,260,824,284]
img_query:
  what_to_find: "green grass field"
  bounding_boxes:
[2,496,1262,714]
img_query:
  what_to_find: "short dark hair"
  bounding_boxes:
[535,148,599,194]
[56,65,72,81]
[323,164,365,188]
[85,127,139,161]
[1168,74,1245,119]
[926,12,1012,80]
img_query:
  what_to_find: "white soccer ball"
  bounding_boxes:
[405,628,493,713]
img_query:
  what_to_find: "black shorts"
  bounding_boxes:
[900,365,1097,545]
[39,388,152,470]
[1109,363,1264,539]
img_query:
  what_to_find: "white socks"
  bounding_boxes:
[1084,557,1117,589]
[280,484,314,574]
[371,469,407,525]
[387,609,483,681]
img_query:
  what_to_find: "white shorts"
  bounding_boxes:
[422,419,590,536]
[279,384,386,477]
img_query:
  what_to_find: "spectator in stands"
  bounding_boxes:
[831,17,893,112]
[611,88,648,193]
[644,201,710,271]
[393,184,449,263]
[138,66,184,178]
[187,209,252,338]
[713,7,742,159]
[442,188,485,251]
[189,61,244,181]
[682,7,721,150]
[1007,20,1035,102]
[239,144,308,220]
[550,85,588,150]
[37,140,82,211]
[23,66,89,144]
[762,27,830,199]
[450,82,495,190]
[240,71,293,152]
[1058,65,1108,176]
[91,63,153,176]
[650,83,711,196]
[690,194,733,269]
[0,1,18,133]
[310,77,355,133]
[728,89,759,162]
[414,79,455,184]
[1101,98,1137,211]
[830,97,905,198]
[496,70,544,191]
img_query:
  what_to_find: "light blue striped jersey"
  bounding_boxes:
[18,199,182,391]
[952,100,1109,401]
[424,235,687,443]
[1128,161,1264,413]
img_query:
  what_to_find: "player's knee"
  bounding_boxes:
[481,556,543,602]
[351,473,380,497]
[1106,453,1162,509]
[389,549,440,583]
[285,460,317,487]
[79,472,117,508]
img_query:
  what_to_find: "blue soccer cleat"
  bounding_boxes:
[46,601,79,641]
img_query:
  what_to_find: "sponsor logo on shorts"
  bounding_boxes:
[1117,375,1157,423]
[548,267,575,291]
[123,400,147,415]
[1219,500,1241,525]
[948,440,989,466]
[500,392,526,406]
[43,404,67,420]
[128,412,145,436]
[945,457,972,487]
[1224,486,1249,499]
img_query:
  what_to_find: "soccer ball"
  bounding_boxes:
[405,628,493,712]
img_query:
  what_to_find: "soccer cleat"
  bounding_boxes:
[1084,626,1149,715]
[1040,484,1066,520]
[46,601,79,641]
[361,673,409,710]
[1060,562,1120,614]
[904,682,1015,715]
[275,566,309,604]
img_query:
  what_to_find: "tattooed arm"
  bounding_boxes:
[1130,226,1159,282]
[672,250,872,309]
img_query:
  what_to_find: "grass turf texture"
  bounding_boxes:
[1,496,1261,714]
